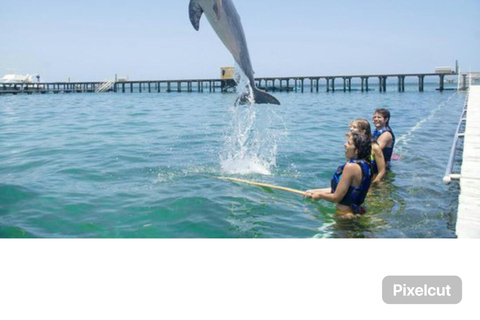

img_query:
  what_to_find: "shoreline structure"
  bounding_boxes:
[0,71,470,95]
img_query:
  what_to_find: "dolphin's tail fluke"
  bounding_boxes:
[252,87,281,105]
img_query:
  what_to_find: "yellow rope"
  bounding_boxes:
[219,176,306,196]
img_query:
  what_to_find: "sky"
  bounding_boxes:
[1,0,479,82]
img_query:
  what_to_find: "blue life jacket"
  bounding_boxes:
[330,159,372,214]
[373,127,395,164]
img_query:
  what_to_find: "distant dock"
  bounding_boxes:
[0,71,466,96]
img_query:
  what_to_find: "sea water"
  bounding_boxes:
[0,82,464,237]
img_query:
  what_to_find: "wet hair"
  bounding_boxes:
[346,132,371,162]
[351,118,373,139]
[374,108,391,127]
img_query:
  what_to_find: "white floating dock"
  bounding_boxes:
[457,84,480,238]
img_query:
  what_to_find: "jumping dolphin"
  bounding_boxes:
[189,0,281,105]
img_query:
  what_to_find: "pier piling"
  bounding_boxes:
[439,74,445,92]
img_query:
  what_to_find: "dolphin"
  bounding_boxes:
[189,0,281,105]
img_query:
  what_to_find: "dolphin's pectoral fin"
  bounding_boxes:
[189,0,204,31]
[213,0,223,20]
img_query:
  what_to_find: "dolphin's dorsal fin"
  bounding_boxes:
[189,0,204,31]
[213,0,223,20]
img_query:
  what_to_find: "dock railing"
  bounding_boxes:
[443,91,469,184]
[457,71,462,91]
[96,79,115,93]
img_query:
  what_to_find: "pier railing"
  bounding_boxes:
[443,92,469,184]
[96,79,115,93]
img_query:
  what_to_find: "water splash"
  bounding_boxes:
[220,66,285,175]
[233,64,255,105]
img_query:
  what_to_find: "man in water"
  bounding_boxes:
[372,108,395,168]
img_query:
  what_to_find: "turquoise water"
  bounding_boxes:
[0,83,464,238]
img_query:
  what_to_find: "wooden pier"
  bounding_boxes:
[457,84,480,238]
[255,72,459,93]
[0,72,461,96]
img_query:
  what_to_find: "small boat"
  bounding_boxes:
[0,72,38,84]
[1,72,45,95]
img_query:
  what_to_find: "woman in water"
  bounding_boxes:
[350,118,386,184]
[305,132,372,219]
[372,108,395,168]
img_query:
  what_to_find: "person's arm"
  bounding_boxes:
[372,144,386,184]
[376,131,392,150]
[306,164,356,203]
